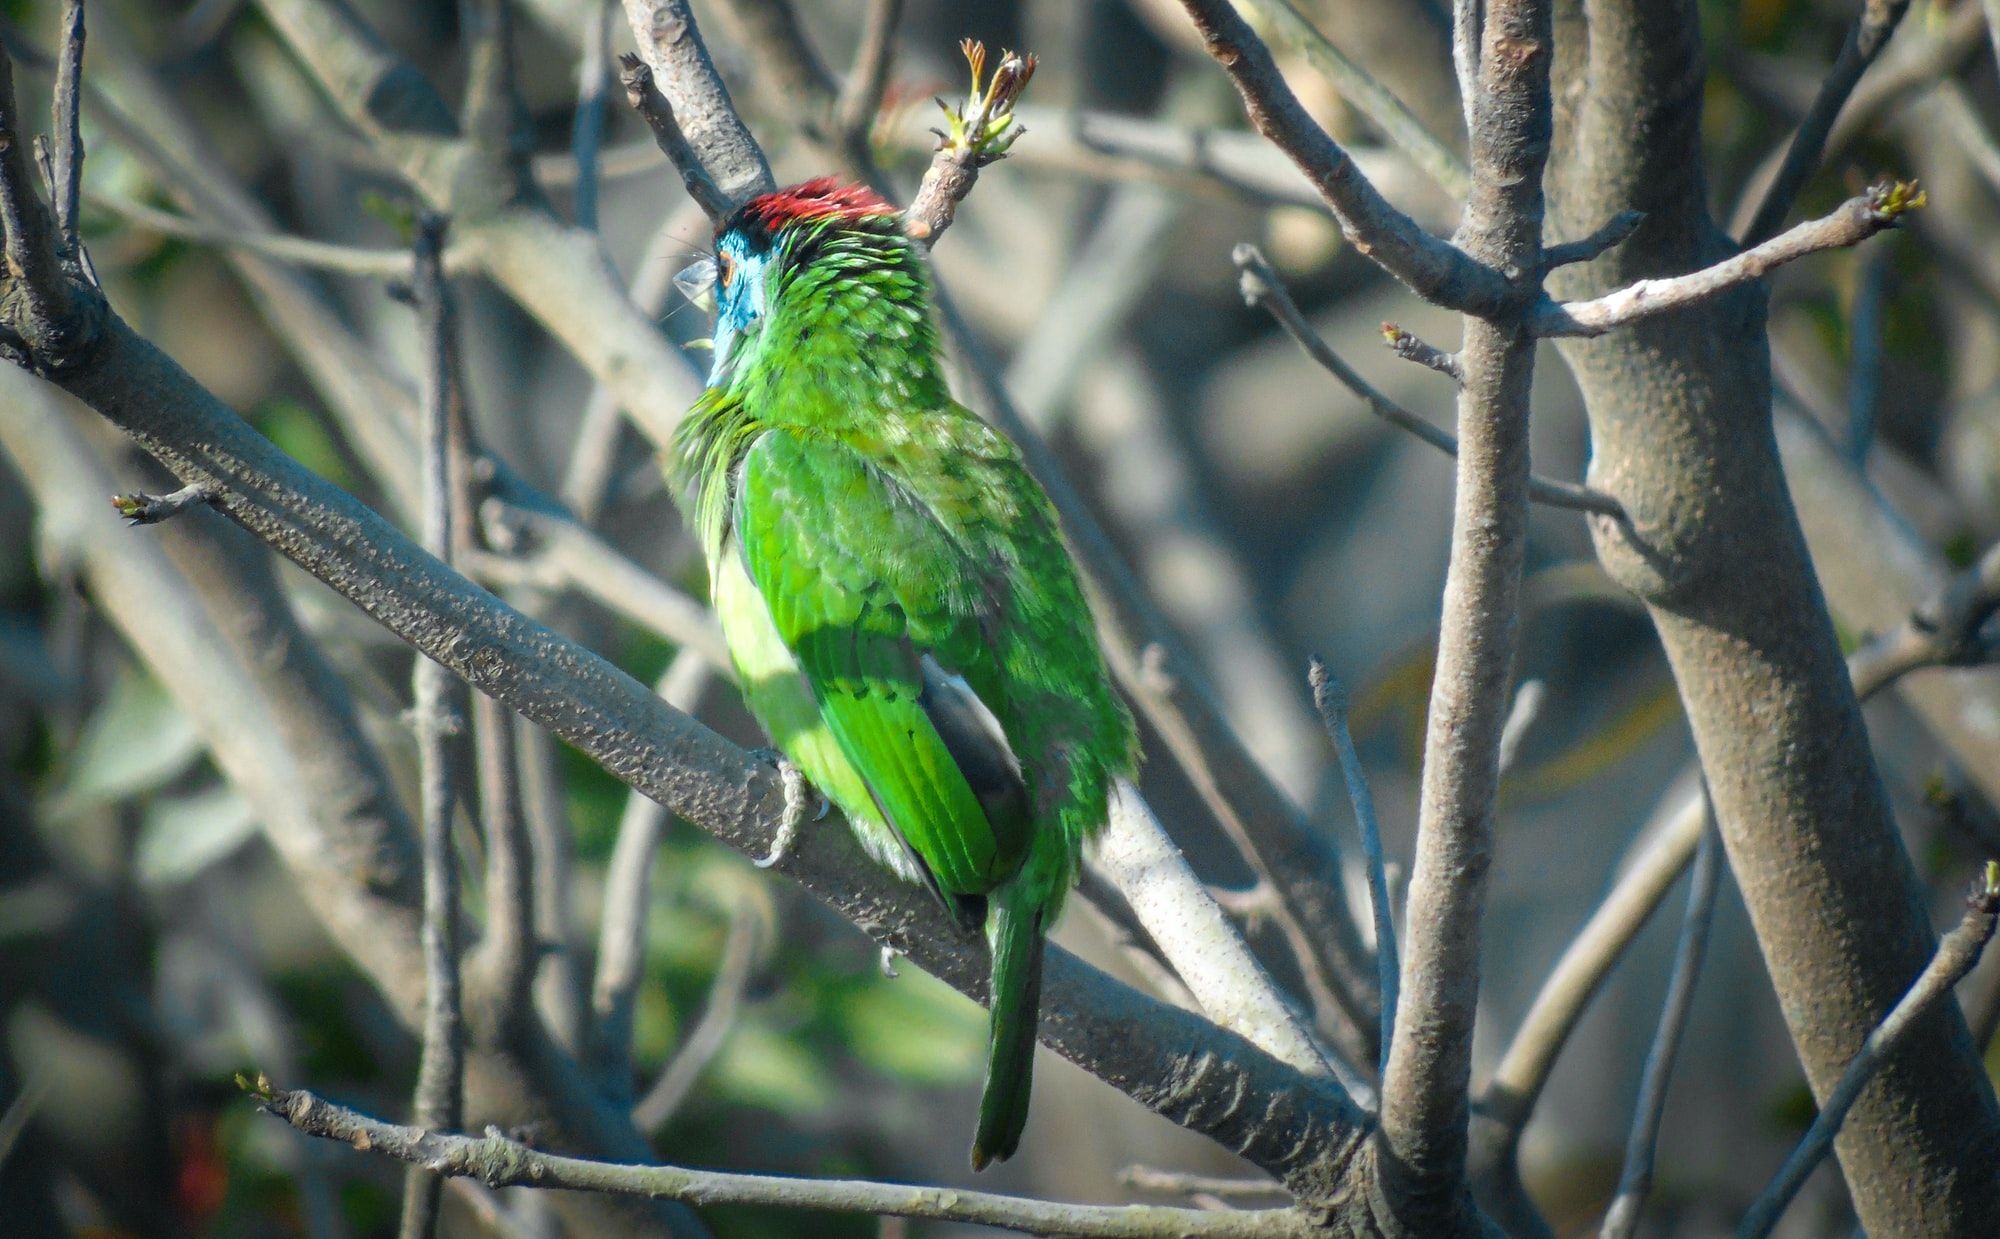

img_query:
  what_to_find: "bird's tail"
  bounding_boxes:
[971,893,1044,1170]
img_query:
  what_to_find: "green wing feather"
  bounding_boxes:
[734,427,1029,896]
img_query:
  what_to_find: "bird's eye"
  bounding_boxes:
[717,252,738,288]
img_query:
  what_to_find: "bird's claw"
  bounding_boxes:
[879,946,901,979]
[752,749,811,869]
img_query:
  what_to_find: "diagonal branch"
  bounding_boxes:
[1175,0,1514,315]
[1738,863,2000,1239]
[1736,0,1911,247]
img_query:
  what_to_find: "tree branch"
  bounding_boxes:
[1235,243,1625,519]
[1536,182,1924,337]
[1738,863,2000,1239]
[1375,0,1554,1220]
[252,1081,1313,1238]
[1174,0,1515,315]
[614,54,732,220]
[833,0,902,144]
[1848,536,2000,701]
[617,0,771,205]
[1737,0,1911,247]
[399,212,466,1239]
[631,888,760,1133]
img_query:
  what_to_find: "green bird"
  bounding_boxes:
[669,178,1138,1168]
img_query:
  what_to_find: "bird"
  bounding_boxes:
[668,177,1138,1169]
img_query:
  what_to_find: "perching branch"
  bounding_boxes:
[1737,863,2000,1239]
[1536,183,1926,337]
[252,1081,1314,1239]
[398,212,466,1239]
[1235,244,1625,519]
[1737,0,1911,248]
[1175,0,1516,315]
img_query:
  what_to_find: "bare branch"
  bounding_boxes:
[1236,0,1469,197]
[1737,1,1911,247]
[618,0,774,207]
[1738,864,2000,1239]
[1540,209,1644,272]
[903,42,1037,246]
[1235,244,1626,519]
[1379,1,1554,1213]
[252,1081,1312,1238]
[1382,321,1463,385]
[1848,537,2000,701]
[399,212,466,1239]
[1537,183,1925,337]
[1600,816,1722,1239]
[1119,1166,1287,1201]
[1494,679,1545,778]
[632,890,761,1132]
[614,54,733,221]
[1308,658,1399,1074]
[1174,0,1514,315]
[110,480,218,525]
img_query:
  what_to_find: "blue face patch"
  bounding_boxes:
[708,229,769,387]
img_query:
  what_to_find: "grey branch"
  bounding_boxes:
[1235,0,1469,198]
[399,212,466,1239]
[92,191,468,278]
[1308,658,1399,1075]
[1600,815,1722,1239]
[615,53,733,220]
[253,1082,1313,1238]
[1737,0,1911,247]
[1382,321,1464,384]
[1536,183,1925,337]
[833,0,902,143]
[618,0,773,206]
[1737,864,2000,1239]
[49,0,85,260]
[1175,0,1515,315]
[568,0,614,231]
[110,480,218,524]
[1540,210,1644,271]
[1848,536,2000,700]
[1235,244,1625,519]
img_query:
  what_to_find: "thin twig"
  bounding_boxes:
[1541,182,1926,337]
[834,0,902,143]
[1541,210,1644,271]
[252,1079,1311,1237]
[1176,0,1513,315]
[1495,679,1545,778]
[1382,321,1463,385]
[1737,1,1911,248]
[110,480,218,524]
[1235,244,1625,518]
[631,892,761,1132]
[1737,862,2000,1239]
[398,211,465,1239]
[1308,658,1398,1074]
[570,0,613,231]
[1600,814,1722,1239]
[1236,0,1469,197]
[1848,536,2000,701]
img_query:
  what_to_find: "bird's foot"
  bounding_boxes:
[750,749,817,868]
